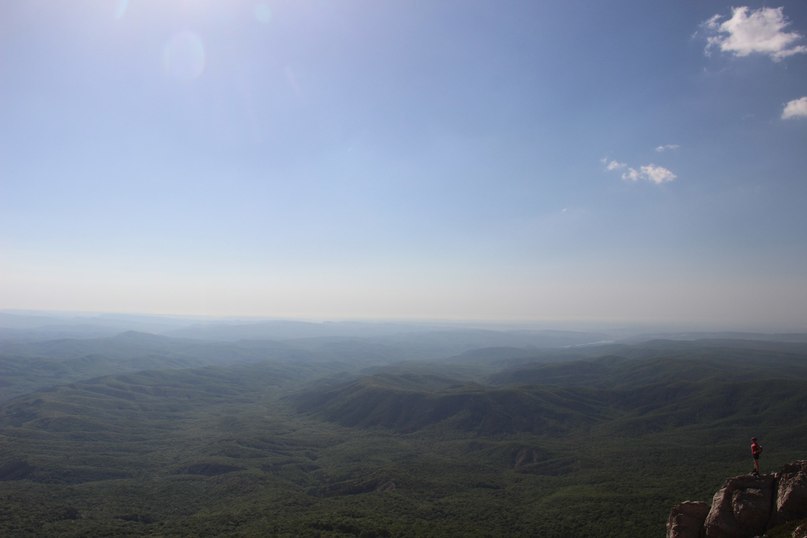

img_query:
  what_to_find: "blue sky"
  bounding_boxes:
[1,1,806,329]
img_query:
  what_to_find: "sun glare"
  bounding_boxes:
[163,30,206,80]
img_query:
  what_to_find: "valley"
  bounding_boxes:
[1,316,806,536]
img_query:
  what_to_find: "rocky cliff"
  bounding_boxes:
[667,461,807,538]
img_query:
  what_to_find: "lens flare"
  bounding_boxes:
[254,3,272,24]
[163,31,206,81]
[114,0,129,20]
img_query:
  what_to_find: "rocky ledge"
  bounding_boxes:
[667,460,807,538]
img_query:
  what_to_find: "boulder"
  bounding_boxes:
[774,460,807,526]
[666,501,709,538]
[703,474,775,538]
[793,522,807,538]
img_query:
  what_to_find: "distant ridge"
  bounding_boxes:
[290,374,608,435]
[292,342,807,437]
[629,332,807,344]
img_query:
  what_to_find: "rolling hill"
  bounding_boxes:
[0,332,805,536]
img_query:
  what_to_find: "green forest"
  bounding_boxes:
[1,322,806,537]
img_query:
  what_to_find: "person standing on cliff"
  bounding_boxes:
[751,437,763,476]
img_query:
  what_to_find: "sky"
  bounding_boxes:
[1,0,806,330]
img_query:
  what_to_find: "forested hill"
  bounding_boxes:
[1,328,806,536]
[292,340,807,436]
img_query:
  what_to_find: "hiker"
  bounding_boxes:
[751,437,763,476]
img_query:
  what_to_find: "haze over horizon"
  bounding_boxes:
[2,1,806,330]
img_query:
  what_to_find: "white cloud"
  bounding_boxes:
[782,96,807,119]
[606,161,677,185]
[621,167,641,182]
[704,6,807,61]
[655,144,680,153]
[637,164,677,184]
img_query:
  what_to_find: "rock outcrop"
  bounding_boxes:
[666,501,709,538]
[774,461,807,526]
[667,461,807,538]
[702,474,775,537]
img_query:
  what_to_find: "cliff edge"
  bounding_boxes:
[667,460,807,538]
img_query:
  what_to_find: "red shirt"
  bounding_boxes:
[751,441,762,456]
